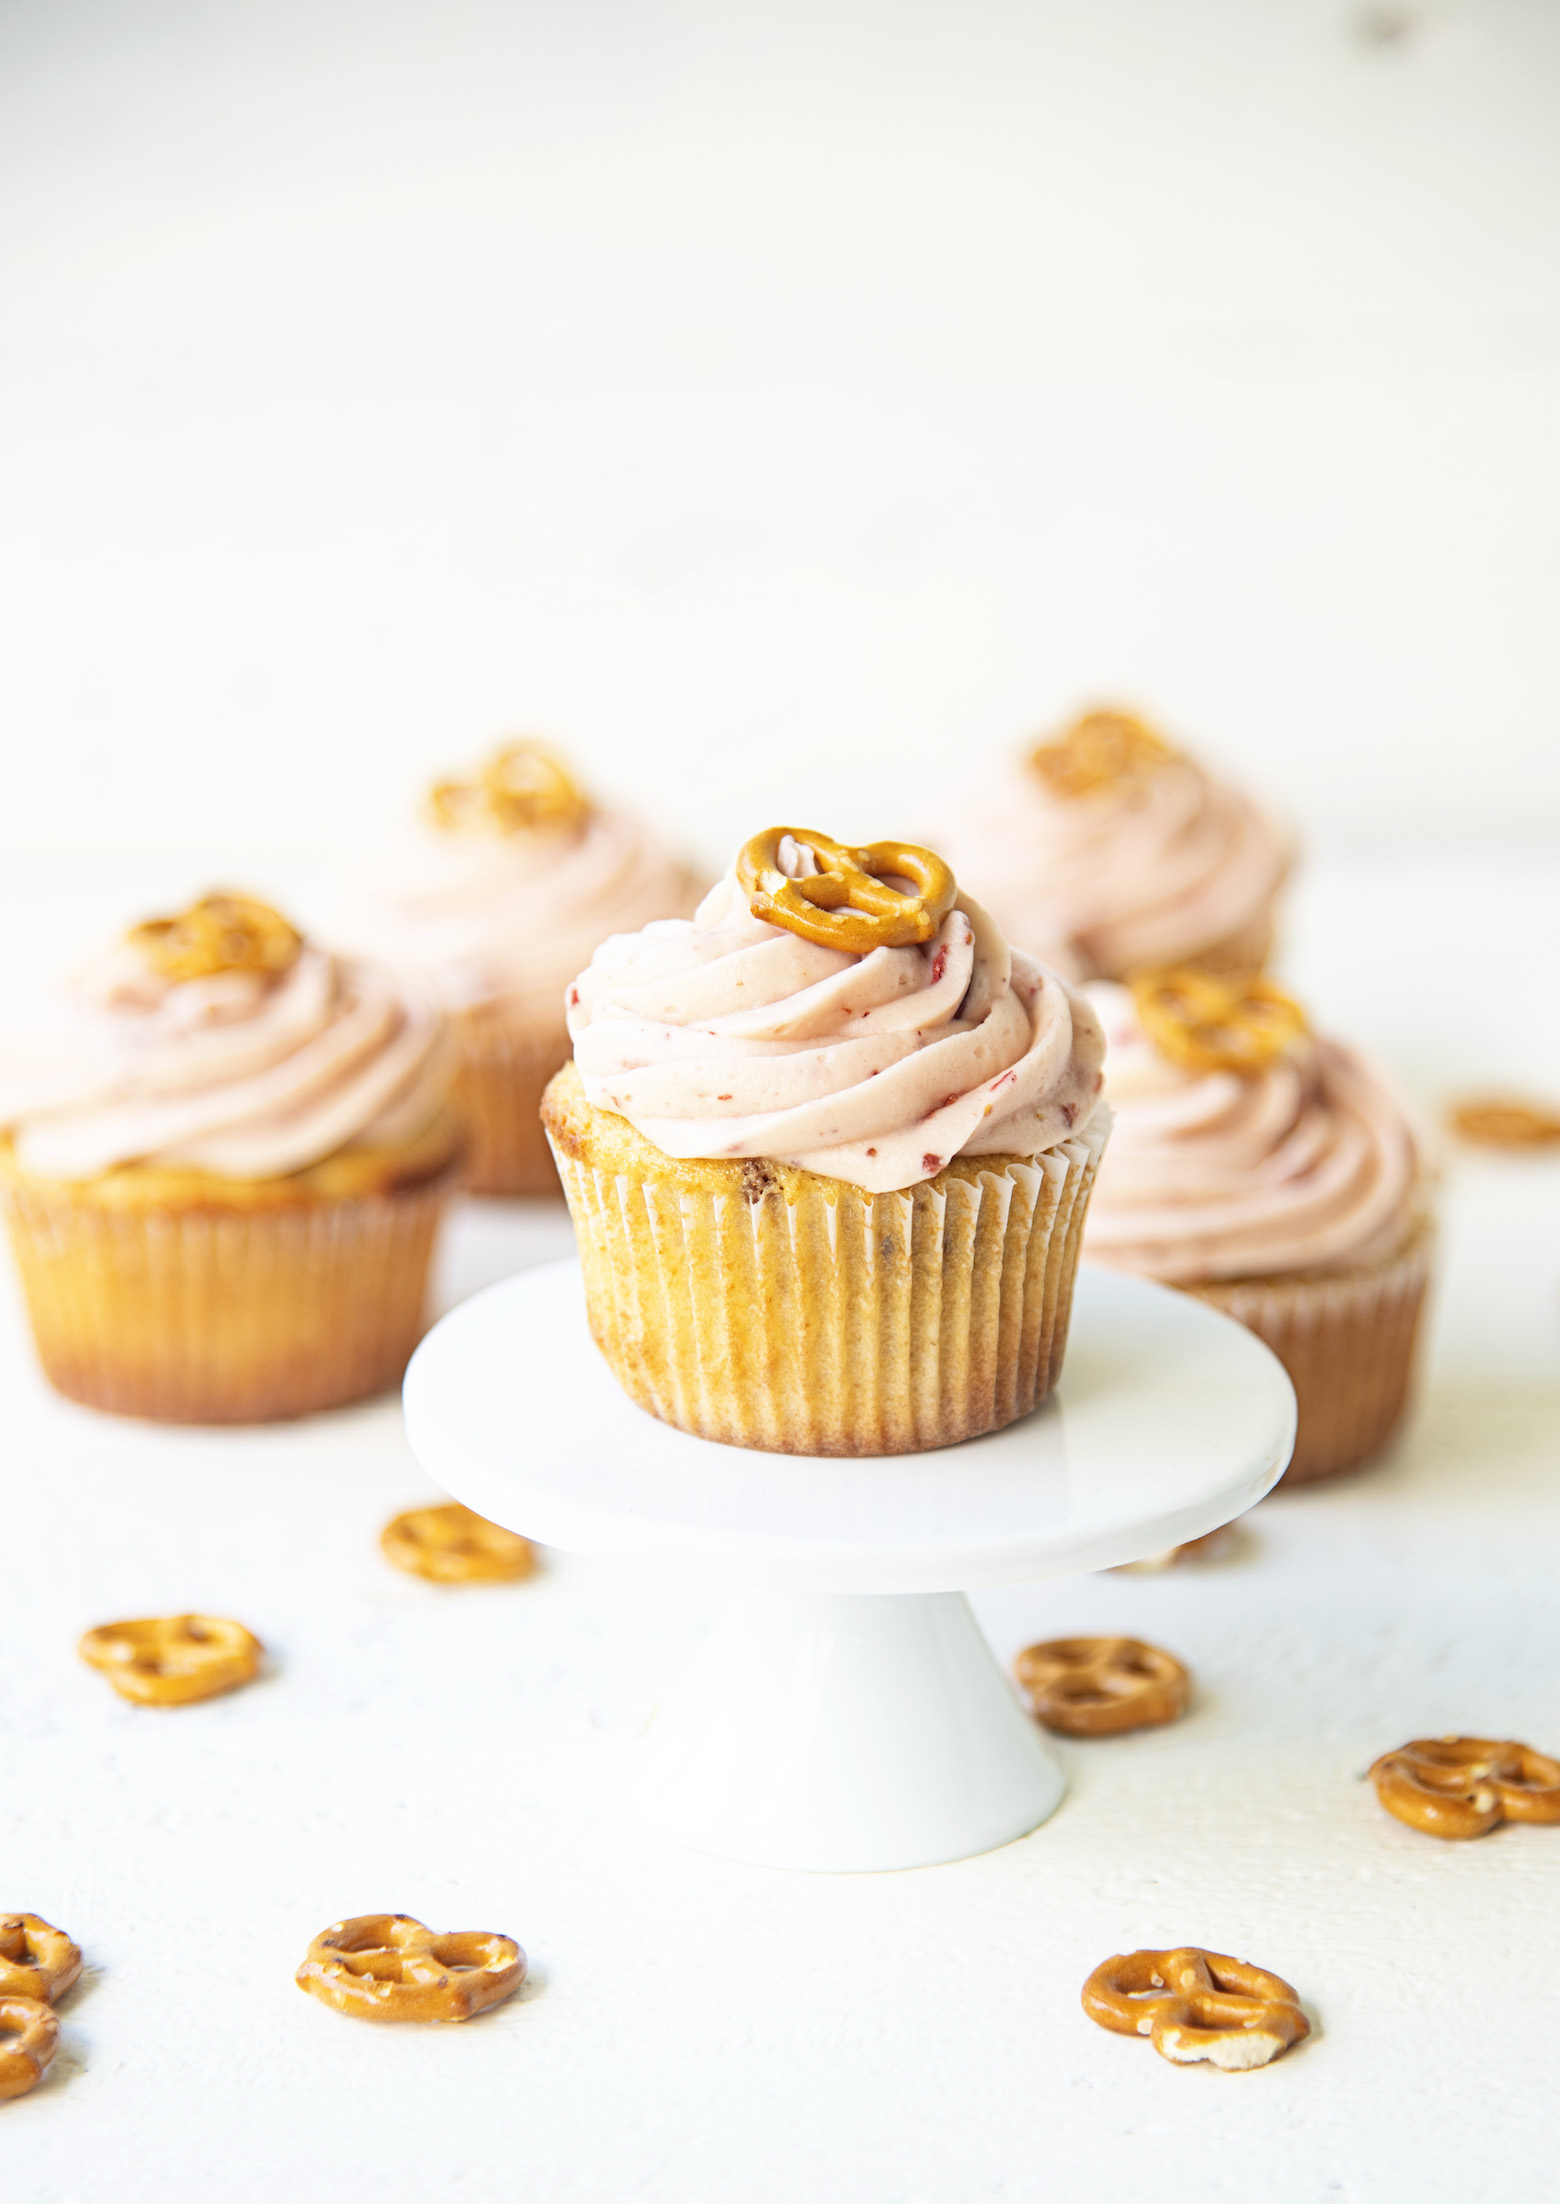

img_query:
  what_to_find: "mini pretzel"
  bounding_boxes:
[128,893,302,983]
[737,828,957,955]
[1015,1635,1190,1737]
[1083,1948,1309,2070]
[297,1915,525,2023]
[381,1502,536,1585]
[1131,966,1307,1076]
[427,740,589,837]
[78,1614,263,1707]
[1030,708,1177,799]
[0,1917,81,2005]
[0,1997,59,2102]
[1447,1097,1560,1150]
[1370,1736,1560,1840]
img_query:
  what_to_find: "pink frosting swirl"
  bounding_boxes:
[344,805,700,1023]
[1082,982,1420,1281]
[939,749,1290,979]
[0,937,450,1182]
[564,846,1107,1193]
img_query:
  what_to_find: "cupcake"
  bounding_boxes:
[939,707,1291,980]
[0,893,458,1423]
[541,828,1109,1456]
[345,739,700,1194]
[1083,968,1433,1485]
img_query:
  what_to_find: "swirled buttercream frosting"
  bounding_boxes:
[343,744,699,1023]
[1083,981,1419,1281]
[0,896,451,1183]
[563,835,1107,1193]
[938,710,1290,980]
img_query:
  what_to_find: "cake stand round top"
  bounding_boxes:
[403,1259,1295,1594]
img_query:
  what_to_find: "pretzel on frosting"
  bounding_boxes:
[297,1915,526,2023]
[427,740,590,838]
[78,1614,263,1707]
[0,1917,82,2006]
[381,1501,536,1585]
[1082,1947,1309,2070]
[1015,1636,1190,1737]
[737,828,957,955]
[1130,965,1307,1076]
[128,893,302,984]
[0,1997,59,2102]
[1370,1736,1560,1840]
[1030,708,1177,800]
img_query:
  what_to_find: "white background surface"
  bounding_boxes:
[3,5,1560,2198]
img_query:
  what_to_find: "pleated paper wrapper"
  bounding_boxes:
[2,1176,451,1424]
[451,1009,568,1196]
[1186,1211,1434,1485]
[550,1110,1110,1457]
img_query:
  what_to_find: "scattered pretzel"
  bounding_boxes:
[78,1615,263,1707]
[1015,1636,1190,1737]
[737,828,957,955]
[0,1997,59,2102]
[427,740,589,838]
[1114,1526,1239,1575]
[1083,1947,1309,2070]
[1447,1097,1560,1150]
[1131,966,1307,1076]
[0,1918,81,2006]
[1370,1736,1560,1840]
[381,1502,537,1585]
[1030,708,1177,799]
[128,893,302,984]
[297,1915,525,2023]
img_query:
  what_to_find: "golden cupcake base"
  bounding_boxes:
[1185,1212,1434,1485]
[542,1063,1109,1457]
[451,1008,567,1197]
[1,1120,458,1424]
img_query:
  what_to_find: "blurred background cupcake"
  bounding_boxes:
[0,892,458,1423]
[940,707,1291,981]
[343,738,701,1196]
[1083,968,1433,1485]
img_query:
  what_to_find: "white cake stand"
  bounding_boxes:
[403,1258,1295,1873]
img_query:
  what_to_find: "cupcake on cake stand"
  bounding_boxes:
[403,1256,1294,1873]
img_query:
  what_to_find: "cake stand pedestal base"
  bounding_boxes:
[630,1589,1064,1872]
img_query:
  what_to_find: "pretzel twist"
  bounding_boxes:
[1030,708,1177,799]
[427,741,589,837]
[1131,966,1307,1076]
[128,893,302,985]
[297,1915,526,2023]
[0,1997,60,2101]
[0,1917,82,2005]
[381,1502,536,1585]
[1370,1736,1560,1840]
[1015,1636,1190,1737]
[1083,1947,1309,2071]
[78,1614,263,1707]
[737,828,957,955]
[1447,1097,1560,1150]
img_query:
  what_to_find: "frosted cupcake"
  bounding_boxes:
[346,740,700,1194]
[1084,970,1433,1485]
[939,708,1291,980]
[542,828,1109,1455]
[0,894,458,1423]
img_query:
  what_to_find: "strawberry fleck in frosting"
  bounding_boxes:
[0,917,450,1182]
[564,837,1107,1193]
[1083,981,1419,1281]
[939,717,1290,980]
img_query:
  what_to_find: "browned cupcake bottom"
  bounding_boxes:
[3,1177,451,1423]
[1185,1213,1434,1485]
[452,1011,568,1196]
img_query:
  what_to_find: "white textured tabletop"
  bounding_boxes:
[2,853,1559,2203]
